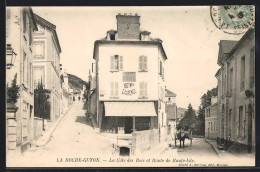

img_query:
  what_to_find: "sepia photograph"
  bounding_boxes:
[5,5,255,167]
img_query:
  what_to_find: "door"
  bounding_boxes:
[248,104,252,153]
[125,117,133,134]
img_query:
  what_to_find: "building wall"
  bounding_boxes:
[33,21,62,123]
[6,7,35,149]
[205,103,217,140]
[95,42,166,140]
[217,30,255,152]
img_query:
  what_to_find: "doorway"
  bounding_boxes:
[247,104,253,153]
[125,117,133,134]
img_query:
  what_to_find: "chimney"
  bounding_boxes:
[116,13,140,40]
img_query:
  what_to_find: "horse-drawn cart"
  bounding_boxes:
[174,129,193,148]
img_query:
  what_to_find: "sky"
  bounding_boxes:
[32,6,243,109]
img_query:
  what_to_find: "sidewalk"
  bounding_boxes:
[205,139,223,157]
[34,104,72,147]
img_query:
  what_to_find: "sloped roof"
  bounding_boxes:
[165,89,177,97]
[220,40,238,54]
[141,30,151,35]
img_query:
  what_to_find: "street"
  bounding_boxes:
[10,101,116,167]
[160,137,218,158]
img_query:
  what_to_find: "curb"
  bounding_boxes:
[205,139,223,157]
[35,104,73,147]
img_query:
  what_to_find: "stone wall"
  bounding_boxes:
[131,129,159,155]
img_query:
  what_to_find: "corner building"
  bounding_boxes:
[93,13,168,141]
[216,28,255,153]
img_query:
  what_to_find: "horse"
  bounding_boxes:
[176,130,190,148]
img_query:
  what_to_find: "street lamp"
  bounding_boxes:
[6,44,17,69]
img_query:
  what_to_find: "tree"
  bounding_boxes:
[197,87,218,136]
[7,73,20,104]
[178,103,197,130]
[34,80,50,120]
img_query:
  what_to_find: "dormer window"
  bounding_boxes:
[107,30,117,40]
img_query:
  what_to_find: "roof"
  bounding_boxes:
[28,8,38,31]
[165,89,177,97]
[141,31,151,35]
[220,40,238,54]
[93,40,167,60]
[217,40,238,65]
[34,14,62,53]
[227,28,255,58]
[107,29,117,34]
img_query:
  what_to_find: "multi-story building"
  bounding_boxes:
[205,97,218,140]
[165,89,177,134]
[92,13,168,141]
[32,14,62,124]
[6,7,38,152]
[216,28,255,153]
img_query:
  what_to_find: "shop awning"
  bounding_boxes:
[104,102,157,117]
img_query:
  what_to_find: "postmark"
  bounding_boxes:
[210,5,255,35]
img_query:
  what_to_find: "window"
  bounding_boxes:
[229,109,232,136]
[208,108,211,117]
[23,9,26,33]
[238,106,243,137]
[29,24,32,46]
[249,47,255,88]
[224,75,227,94]
[110,82,118,97]
[33,41,45,59]
[139,56,147,71]
[123,72,136,82]
[23,52,28,85]
[240,56,245,91]
[110,55,123,71]
[29,63,33,91]
[229,68,233,94]
[139,82,147,98]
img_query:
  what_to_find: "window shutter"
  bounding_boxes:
[160,61,162,75]
[139,56,143,71]
[144,82,147,97]
[110,82,114,96]
[115,82,118,97]
[139,82,143,97]
[110,56,114,70]
[119,56,123,70]
[144,56,147,71]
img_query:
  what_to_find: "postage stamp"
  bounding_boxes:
[210,5,255,34]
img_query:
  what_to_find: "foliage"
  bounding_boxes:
[68,73,88,92]
[34,81,50,119]
[178,103,197,131]
[7,73,20,103]
[196,87,218,136]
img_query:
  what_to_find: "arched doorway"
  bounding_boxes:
[247,104,253,153]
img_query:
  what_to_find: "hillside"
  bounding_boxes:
[68,73,88,92]
[177,107,199,119]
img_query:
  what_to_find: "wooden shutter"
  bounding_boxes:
[139,82,144,97]
[139,56,143,71]
[115,82,118,97]
[110,56,114,70]
[110,82,114,96]
[144,82,147,97]
[143,56,147,71]
[119,56,123,70]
